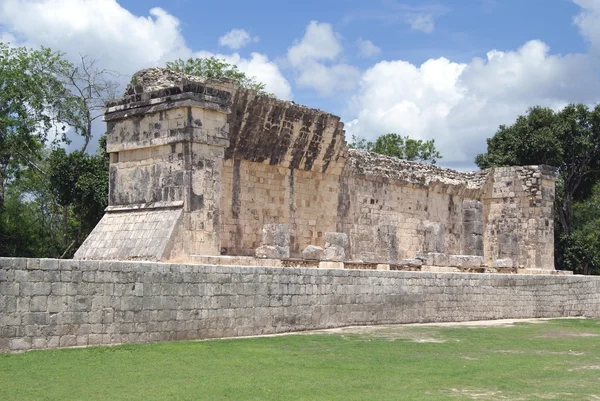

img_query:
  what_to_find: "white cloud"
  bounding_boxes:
[357,38,381,57]
[408,13,435,33]
[287,21,360,96]
[573,0,600,55]
[0,0,292,100]
[345,40,600,167]
[218,28,259,50]
[287,21,342,65]
[0,0,189,75]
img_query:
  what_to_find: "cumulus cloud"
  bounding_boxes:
[0,0,190,75]
[408,13,435,33]
[287,21,360,96]
[573,0,600,56]
[345,40,600,168]
[0,0,292,99]
[218,28,259,50]
[356,38,381,57]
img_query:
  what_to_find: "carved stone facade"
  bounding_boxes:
[75,68,559,272]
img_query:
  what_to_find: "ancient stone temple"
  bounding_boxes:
[75,68,559,273]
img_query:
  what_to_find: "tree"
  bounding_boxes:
[476,104,600,273]
[0,42,115,258]
[476,105,600,236]
[350,133,442,164]
[48,137,109,257]
[0,42,79,210]
[165,57,266,93]
[61,55,120,152]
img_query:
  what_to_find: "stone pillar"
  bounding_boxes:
[462,200,483,256]
[76,78,233,261]
[256,224,290,259]
[482,165,557,270]
[423,221,445,253]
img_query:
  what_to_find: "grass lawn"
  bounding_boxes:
[1,318,599,400]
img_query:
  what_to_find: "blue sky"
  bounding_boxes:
[1,0,600,169]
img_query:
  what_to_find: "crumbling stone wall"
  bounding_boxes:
[1,257,599,352]
[75,68,558,271]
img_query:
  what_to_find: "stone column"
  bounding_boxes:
[76,80,232,261]
[482,165,557,270]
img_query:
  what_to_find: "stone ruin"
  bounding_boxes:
[75,68,563,275]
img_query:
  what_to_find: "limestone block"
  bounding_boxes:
[261,224,290,248]
[448,255,484,268]
[396,259,423,267]
[376,264,390,271]
[492,258,515,268]
[323,232,348,262]
[323,246,345,262]
[423,222,445,253]
[318,261,344,270]
[302,245,324,260]
[324,232,349,249]
[415,252,448,266]
[255,245,289,259]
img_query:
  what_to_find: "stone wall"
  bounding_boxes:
[74,68,559,271]
[2,257,599,352]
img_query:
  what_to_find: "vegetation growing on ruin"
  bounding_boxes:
[165,56,267,93]
[1,319,599,400]
[349,133,442,164]
[476,104,600,274]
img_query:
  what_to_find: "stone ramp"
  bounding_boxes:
[74,204,183,261]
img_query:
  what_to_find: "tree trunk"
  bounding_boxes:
[62,204,69,248]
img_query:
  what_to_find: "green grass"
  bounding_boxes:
[1,319,600,400]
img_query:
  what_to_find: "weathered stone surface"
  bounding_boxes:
[424,222,445,253]
[448,255,484,268]
[318,261,344,269]
[323,246,345,262]
[462,200,483,256]
[261,224,290,248]
[396,259,423,267]
[302,245,324,260]
[1,257,599,353]
[493,258,515,268]
[255,245,289,259]
[74,207,183,261]
[80,68,559,270]
[324,232,349,249]
[415,252,448,266]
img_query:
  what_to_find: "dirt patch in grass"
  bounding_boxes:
[568,365,600,371]
[313,325,450,343]
[535,330,600,339]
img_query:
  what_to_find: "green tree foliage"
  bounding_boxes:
[350,133,442,164]
[48,138,109,257]
[0,42,79,208]
[476,104,600,273]
[0,42,113,258]
[165,57,266,93]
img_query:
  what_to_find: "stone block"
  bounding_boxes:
[376,264,390,271]
[323,246,345,262]
[324,232,349,249]
[415,252,448,266]
[255,245,289,259]
[10,338,32,351]
[423,222,445,253]
[492,258,515,268]
[318,261,344,270]
[302,245,324,260]
[261,224,290,248]
[396,259,423,267]
[448,255,484,268]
